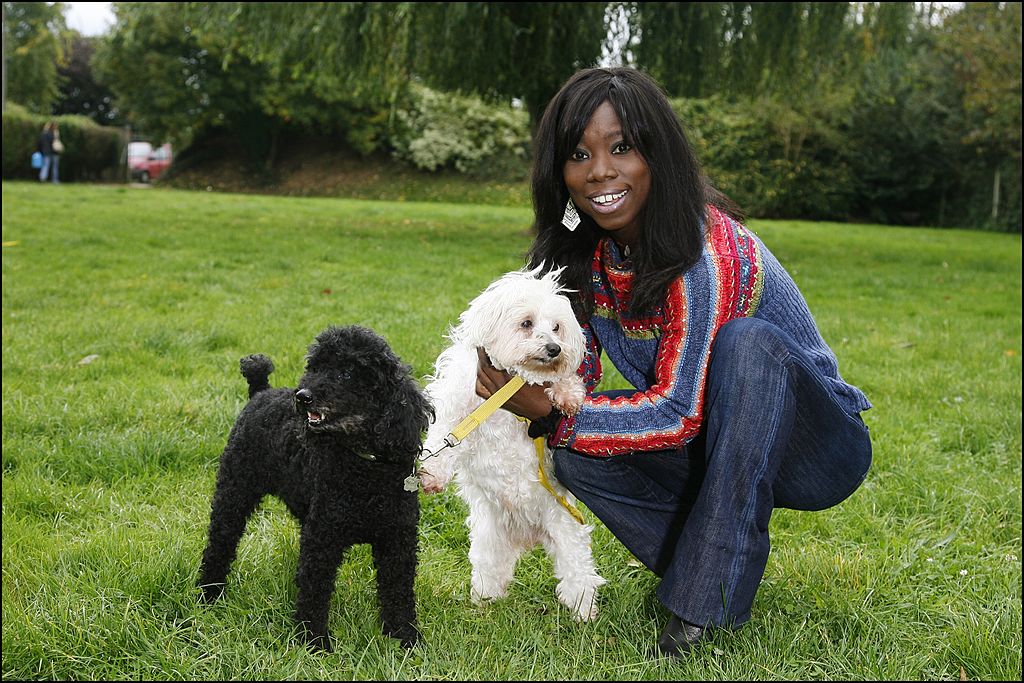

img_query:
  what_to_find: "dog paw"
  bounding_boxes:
[418,470,446,494]
[545,377,586,416]
[557,581,601,622]
[197,581,224,603]
[305,634,333,654]
[385,623,420,648]
[470,583,508,604]
[574,603,599,622]
[297,629,333,653]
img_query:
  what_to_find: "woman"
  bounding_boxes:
[476,67,872,658]
[37,121,61,184]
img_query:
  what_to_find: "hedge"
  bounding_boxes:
[2,104,127,182]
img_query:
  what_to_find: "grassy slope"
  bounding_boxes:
[2,181,1021,680]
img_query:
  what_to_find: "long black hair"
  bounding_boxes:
[527,67,742,320]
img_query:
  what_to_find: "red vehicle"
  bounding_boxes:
[128,142,173,183]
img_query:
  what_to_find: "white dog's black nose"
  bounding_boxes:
[545,343,561,358]
[295,388,314,405]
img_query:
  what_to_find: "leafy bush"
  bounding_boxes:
[337,105,392,158]
[390,84,530,178]
[2,104,126,182]
[1,104,41,180]
[672,96,855,221]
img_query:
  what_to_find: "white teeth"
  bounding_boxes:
[593,190,627,205]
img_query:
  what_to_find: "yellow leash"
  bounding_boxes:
[531,434,586,525]
[444,375,527,447]
[434,374,585,525]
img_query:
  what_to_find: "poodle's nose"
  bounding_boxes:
[295,388,314,405]
[545,343,561,358]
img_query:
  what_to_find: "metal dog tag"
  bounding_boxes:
[403,472,419,492]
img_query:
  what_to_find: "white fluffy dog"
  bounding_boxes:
[419,266,605,621]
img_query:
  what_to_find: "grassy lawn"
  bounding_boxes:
[2,181,1020,680]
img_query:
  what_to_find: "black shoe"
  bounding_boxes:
[657,614,709,658]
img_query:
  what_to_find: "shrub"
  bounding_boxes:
[1,104,42,180]
[2,104,127,182]
[390,84,530,178]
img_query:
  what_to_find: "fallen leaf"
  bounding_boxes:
[960,666,967,681]
[321,288,332,295]
[78,354,100,365]
[1006,350,1017,357]
[2,241,19,247]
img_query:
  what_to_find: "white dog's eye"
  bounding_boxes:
[521,319,533,329]
[553,324,560,332]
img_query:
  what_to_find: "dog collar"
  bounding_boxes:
[353,451,419,493]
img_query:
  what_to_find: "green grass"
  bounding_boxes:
[2,181,1021,680]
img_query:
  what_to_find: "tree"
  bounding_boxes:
[630,2,857,99]
[54,32,123,125]
[184,2,420,162]
[93,3,268,151]
[3,1,65,113]
[191,2,611,133]
[841,44,965,225]
[187,2,416,120]
[410,2,609,130]
[937,1,1021,229]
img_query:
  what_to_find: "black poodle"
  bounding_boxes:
[197,325,433,652]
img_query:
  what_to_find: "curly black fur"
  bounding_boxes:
[197,325,433,652]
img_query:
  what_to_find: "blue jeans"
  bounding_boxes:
[552,317,872,629]
[39,154,59,183]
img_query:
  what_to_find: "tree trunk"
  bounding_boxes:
[2,2,7,112]
[264,125,280,173]
[991,167,1000,220]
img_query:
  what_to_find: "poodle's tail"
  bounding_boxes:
[239,354,274,398]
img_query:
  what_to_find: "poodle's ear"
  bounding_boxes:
[373,375,434,460]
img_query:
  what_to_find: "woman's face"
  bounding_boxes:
[563,100,651,249]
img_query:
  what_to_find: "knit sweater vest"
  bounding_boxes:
[550,205,872,457]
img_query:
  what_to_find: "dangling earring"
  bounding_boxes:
[562,199,580,231]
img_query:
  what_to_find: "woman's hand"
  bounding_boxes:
[475,348,554,421]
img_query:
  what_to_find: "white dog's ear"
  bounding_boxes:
[456,284,508,348]
[565,329,586,373]
[558,306,587,372]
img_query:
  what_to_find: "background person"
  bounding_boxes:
[475,66,873,658]
[36,121,62,183]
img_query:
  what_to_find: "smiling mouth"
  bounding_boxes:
[589,189,626,205]
[306,410,326,426]
[588,189,628,212]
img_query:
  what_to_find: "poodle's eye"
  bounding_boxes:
[553,323,560,332]
[336,370,351,381]
[520,319,533,329]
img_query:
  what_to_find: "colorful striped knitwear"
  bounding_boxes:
[549,205,872,457]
